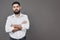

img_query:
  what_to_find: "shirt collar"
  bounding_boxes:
[12,12,23,18]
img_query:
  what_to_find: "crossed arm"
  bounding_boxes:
[5,15,29,33]
[11,24,22,32]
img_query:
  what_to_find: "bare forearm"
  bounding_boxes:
[12,28,19,32]
[14,25,22,30]
[11,24,22,32]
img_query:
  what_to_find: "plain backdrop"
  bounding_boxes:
[0,0,60,40]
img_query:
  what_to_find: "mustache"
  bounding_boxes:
[14,10,20,14]
[15,9,18,10]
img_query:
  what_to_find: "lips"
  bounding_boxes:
[15,10,18,12]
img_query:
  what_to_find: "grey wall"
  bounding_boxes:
[0,0,60,40]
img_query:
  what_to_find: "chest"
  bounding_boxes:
[11,17,25,24]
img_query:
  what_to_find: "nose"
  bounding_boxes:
[15,8,18,10]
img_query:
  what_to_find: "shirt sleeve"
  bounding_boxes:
[5,16,14,33]
[21,15,30,30]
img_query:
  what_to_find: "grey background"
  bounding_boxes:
[0,0,60,40]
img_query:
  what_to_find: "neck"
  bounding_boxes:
[15,14,20,18]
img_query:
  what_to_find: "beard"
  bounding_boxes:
[14,9,20,14]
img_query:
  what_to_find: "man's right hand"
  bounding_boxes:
[12,28,19,32]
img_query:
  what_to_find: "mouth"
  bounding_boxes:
[15,10,19,12]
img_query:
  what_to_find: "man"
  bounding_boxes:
[5,1,30,40]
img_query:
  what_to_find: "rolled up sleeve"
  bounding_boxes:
[21,15,30,30]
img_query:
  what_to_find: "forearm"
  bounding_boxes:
[12,26,22,32]
[12,28,19,32]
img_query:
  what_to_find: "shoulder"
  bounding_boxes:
[7,14,14,19]
[22,13,28,17]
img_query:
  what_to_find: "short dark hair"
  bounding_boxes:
[12,1,20,6]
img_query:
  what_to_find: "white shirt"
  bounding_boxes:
[5,12,30,39]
